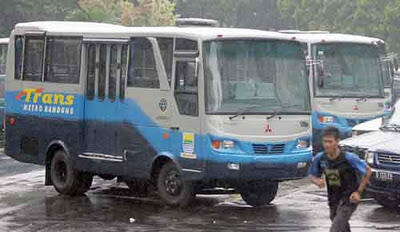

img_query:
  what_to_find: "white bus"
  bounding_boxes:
[280,31,387,151]
[5,21,312,207]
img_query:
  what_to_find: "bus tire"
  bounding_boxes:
[157,162,195,207]
[374,195,399,209]
[50,150,93,196]
[125,179,150,197]
[239,181,278,207]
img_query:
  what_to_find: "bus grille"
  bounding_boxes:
[347,119,357,127]
[346,118,368,127]
[252,144,285,154]
[377,153,400,165]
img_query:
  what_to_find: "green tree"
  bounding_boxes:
[0,0,76,37]
[67,0,176,26]
[277,0,400,53]
[176,0,290,30]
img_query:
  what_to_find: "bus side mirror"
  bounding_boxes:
[317,63,325,88]
[394,58,399,72]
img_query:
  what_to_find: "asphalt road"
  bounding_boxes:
[0,151,399,232]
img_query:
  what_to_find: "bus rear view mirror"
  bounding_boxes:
[317,63,325,88]
[394,58,399,72]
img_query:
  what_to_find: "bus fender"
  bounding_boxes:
[150,152,182,180]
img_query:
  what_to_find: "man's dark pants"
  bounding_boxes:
[329,200,358,232]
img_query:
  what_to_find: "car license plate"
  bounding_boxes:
[375,171,393,182]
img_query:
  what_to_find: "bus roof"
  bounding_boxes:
[13,21,298,41]
[0,38,9,44]
[288,32,384,45]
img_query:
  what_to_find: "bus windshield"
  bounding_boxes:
[203,39,310,114]
[313,43,384,98]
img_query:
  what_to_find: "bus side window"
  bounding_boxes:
[127,38,159,88]
[174,61,198,116]
[45,37,81,84]
[120,44,128,100]
[109,45,118,101]
[86,44,96,100]
[0,43,7,75]
[15,36,23,80]
[157,38,173,85]
[98,44,106,100]
[23,36,44,81]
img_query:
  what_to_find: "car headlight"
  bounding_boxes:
[212,140,235,150]
[318,116,334,123]
[296,139,310,149]
[365,151,375,164]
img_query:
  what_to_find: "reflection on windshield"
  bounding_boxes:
[314,43,384,98]
[380,57,392,88]
[203,40,310,114]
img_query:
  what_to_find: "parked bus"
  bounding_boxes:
[5,21,312,207]
[0,38,8,130]
[280,31,387,151]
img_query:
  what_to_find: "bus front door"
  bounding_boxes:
[170,58,204,176]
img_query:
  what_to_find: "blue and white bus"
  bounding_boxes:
[5,21,312,207]
[280,31,387,151]
[0,38,8,130]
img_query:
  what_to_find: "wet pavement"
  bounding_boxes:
[0,151,399,232]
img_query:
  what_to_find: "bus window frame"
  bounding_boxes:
[22,34,45,82]
[44,36,83,84]
[83,40,129,101]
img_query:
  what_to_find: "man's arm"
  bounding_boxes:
[311,175,326,188]
[310,153,325,188]
[357,166,372,194]
[346,153,372,203]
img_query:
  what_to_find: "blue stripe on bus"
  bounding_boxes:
[5,90,312,165]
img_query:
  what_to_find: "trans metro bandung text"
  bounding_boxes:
[15,88,75,115]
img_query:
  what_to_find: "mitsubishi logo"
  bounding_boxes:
[265,123,272,133]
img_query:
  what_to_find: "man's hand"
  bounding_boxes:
[311,176,326,188]
[349,191,361,204]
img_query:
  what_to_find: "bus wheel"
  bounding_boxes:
[50,150,93,196]
[374,195,399,209]
[125,179,150,197]
[239,181,278,207]
[157,162,194,207]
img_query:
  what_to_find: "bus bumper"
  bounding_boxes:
[204,150,312,181]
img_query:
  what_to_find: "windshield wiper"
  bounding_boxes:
[266,104,304,120]
[356,97,367,102]
[229,105,261,120]
[380,124,400,132]
[329,97,341,102]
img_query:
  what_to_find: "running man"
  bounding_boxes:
[311,126,372,232]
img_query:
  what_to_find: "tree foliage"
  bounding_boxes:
[67,0,176,26]
[176,0,291,30]
[278,0,400,52]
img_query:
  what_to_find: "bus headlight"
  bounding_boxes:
[212,140,235,150]
[365,151,375,164]
[318,116,334,124]
[296,139,310,149]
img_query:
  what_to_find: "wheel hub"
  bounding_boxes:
[164,170,182,196]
